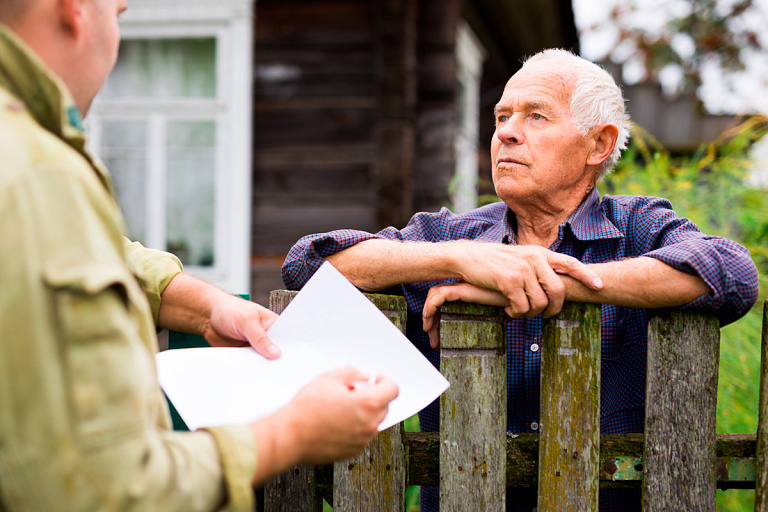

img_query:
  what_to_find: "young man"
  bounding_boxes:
[0,1,398,510]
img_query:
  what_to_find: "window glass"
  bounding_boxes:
[166,121,216,266]
[100,120,148,242]
[102,38,217,99]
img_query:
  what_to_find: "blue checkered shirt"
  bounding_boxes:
[282,189,758,512]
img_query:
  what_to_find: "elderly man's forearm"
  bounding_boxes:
[562,257,711,308]
[326,239,461,290]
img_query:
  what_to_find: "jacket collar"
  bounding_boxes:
[0,24,115,194]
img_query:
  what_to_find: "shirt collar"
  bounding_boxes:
[470,203,516,244]
[563,187,624,241]
[0,23,116,195]
[487,188,624,245]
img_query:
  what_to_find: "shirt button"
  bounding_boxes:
[531,422,539,431]
[530,343,539,352]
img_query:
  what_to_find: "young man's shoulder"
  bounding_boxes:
[0,87,91,187]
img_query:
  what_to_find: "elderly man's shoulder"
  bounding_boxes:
[599,193,678,216]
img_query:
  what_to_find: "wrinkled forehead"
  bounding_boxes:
[498,60,577,111]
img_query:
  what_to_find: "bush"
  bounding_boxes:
[599,117,768,511]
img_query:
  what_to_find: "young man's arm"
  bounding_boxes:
[249,368,398,485]
[157,272,282,358]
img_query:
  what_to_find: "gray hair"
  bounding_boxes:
[524,49,631,178]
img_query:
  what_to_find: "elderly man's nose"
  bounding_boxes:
[497,120,522,144]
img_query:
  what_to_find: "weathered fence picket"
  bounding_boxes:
[333,294,408,512]
[264,291,409,511]
[643,311,720,511]
[438,302,507,511]
[241,293,766,511]
[333,424,407,511]
[538,302,601,511]
[264,290,319,512]
[756,301,768,512]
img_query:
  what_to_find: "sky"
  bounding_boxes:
[571,0,768,115]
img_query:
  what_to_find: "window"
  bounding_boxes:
[453,22,486,213]
[88,0,254,294]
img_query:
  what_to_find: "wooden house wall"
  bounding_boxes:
[250,0,378,303]
[413,0,460,213]
[249,0,462,304]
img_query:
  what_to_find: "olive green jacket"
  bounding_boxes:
[0,25,256,511]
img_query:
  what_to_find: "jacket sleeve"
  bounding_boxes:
[0,155,256,511]
[619,195,759,326]
[123,239,183,326]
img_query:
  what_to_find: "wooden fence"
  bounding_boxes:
[169,293,768,510]
[258,292,768,512]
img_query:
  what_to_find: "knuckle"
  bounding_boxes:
[548,280,565,296]
[530,294,548,310]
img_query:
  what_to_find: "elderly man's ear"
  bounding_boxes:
[586,124,620,167]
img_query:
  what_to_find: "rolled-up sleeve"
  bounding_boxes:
[281,207,498,289]
[202,425,258,512]
[282,229,383,289]
[647,236,758,325]
[123,239,183,326]
[619,196,759,325]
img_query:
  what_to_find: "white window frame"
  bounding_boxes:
[88,0,254,294]
[453,21,487,213]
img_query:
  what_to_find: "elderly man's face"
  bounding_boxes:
[491,60,595,211]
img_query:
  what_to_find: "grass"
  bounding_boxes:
[715,304,764,511]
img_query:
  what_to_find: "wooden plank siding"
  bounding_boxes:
[251,0,379,303]
[252,0,378,241]
[413,0,460,213]
[249,0,462,305]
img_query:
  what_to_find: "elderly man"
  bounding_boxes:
[282,49,759,511]
[0,0,398,510]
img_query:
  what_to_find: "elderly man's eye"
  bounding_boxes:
[497,115,509,124]
[532,113,544,121]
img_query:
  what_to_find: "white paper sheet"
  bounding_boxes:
[156,262,450,431]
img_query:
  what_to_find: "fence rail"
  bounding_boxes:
[211,292,768,511]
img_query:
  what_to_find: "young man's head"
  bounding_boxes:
[1,0,127,115]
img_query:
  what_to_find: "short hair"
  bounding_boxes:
[0,0,35,23]
[524,49,631,178]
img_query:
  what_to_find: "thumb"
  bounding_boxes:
[548,253,603,290]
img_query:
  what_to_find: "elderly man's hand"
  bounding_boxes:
[455,243,602,318]
[422,282,510,348]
